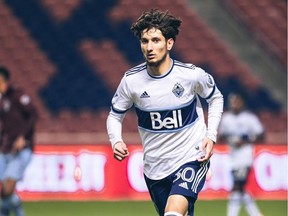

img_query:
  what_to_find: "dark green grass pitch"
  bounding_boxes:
[23,200,287,216]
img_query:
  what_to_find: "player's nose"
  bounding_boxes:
[147,41,153,51]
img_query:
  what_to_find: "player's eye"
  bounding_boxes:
[152,38,160,43]
[140,39,148,44]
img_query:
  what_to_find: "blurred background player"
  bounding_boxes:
[218,92,264,216]
[0,67,38,216]
[107,9,223,216]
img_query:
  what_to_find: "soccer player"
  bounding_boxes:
[218,92,264,216]
[106,9,223,216]
[0,67,38,216]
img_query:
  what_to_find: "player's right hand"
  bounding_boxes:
[113,141,129,161]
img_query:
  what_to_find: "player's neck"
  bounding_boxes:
[148,57,172,77]
[232,108,243,115]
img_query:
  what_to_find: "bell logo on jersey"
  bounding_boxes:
[150,110,183,130]
[135,99,198,132]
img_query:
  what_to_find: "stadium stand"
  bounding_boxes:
[0,0,286,144]
[219,0,287,67]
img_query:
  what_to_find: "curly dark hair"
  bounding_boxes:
[131,9,182,41]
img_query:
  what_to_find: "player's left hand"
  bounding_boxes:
[197,137,214,162]
[12,136,26,154]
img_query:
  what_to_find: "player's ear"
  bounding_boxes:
[167,38,174,51]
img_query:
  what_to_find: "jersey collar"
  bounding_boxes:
[146,59,174,79]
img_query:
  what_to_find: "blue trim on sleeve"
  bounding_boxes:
[111,106,129,114]
[205,85,216,100]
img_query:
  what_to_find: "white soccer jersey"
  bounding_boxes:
[107,59,223,180]
[218,110,264,169]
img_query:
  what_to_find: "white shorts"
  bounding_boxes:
[0,148,33,181]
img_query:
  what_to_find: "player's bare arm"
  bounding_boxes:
[197,137,214,162]
[113,141,129,161]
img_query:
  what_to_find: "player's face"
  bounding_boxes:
[229,95,244,113]
[140,28,174,67]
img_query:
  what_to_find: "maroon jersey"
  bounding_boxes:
[0,85,38,153]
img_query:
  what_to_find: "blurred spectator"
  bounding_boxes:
[218,92,264,216]
[0,66,38,216]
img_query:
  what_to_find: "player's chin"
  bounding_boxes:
[146,59,158,66]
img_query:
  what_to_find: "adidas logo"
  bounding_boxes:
[178,182,189,190]
[140,91,150,98]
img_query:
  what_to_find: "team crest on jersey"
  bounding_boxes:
[172,83,184,98]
